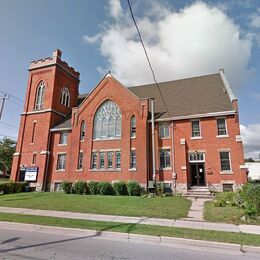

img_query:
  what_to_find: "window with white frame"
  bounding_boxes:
[220,151,231,171]
[189,153,205,162]
[192,120,201,137]
[60,86,70,107]
[116,151,121,169]
[57,154,66,170]
[159,123,170,138]
[80,121,86,141]
[93,100,122,140]
[160,149,171,168]
[99,152,105,168]
[130,115,136,138]
[77,151,83,170]
[59,131,68,145]
[217,118,227,135]
[35,81,45,110]
[107,151,114,168]
[130,150,136,169]
[91,152,97,169]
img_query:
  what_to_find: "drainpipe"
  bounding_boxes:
[151,98,156,186]
[42,131,51,191]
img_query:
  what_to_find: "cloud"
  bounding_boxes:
[108,0,123,19]
[84,1,252,88]
[240,124,260,159]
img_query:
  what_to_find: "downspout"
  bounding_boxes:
[151,98,156,186]
[42,131,51,191]
[171,121,176,192]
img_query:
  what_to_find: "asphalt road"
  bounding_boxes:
[0,228,258,260]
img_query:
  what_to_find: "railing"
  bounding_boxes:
[207,182,218,195]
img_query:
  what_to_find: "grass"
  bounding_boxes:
[0,178,9,183]
[204,201,260,225]
[0,212,259,246]
[0,192,191,219]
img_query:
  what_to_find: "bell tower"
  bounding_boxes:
[10,50,80,191]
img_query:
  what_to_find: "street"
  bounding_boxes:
[0,228,258,260]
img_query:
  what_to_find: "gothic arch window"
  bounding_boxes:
[130,115,136,138]
[60,86,70,107]
[80,120,86,141]
[93,100,122,140]
[35,81,45,110]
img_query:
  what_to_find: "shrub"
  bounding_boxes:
[126,181,141,196]
[98,182,115,195]
[88,181,99,195]
[241,184,260,218]
[113,181,128,195]
[213,192,236,207]
[156,182,165,196]
[61,181,72,194]
[73,181,88,195]
[0,182,27,194]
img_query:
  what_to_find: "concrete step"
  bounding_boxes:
[184,194,214,199]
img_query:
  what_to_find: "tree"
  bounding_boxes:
[245,157,255,162]
[0,137,16,176]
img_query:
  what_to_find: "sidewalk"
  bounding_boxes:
[0,206,260,235]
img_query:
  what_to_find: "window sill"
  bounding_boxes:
[160,137,170,140]
[76,169,83,172]
[30,143,34,145]
[191,136,202,140]
[90,169,121,172]
[80,140,85,143]
[55,169,66,172]
[160,167,172,171]
[216,135,229,138]
[129,168,136,172]
[220,171,233,175]
[93,137,121,141]
[130,136,136,139]
[58,144,68,146]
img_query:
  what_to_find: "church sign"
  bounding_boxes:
[24,167,38,182]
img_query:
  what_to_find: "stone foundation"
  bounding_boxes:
[35,183,43,192]
[175,183,188,194]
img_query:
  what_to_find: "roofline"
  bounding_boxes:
[219,70,237,102]
[148,110,236,122]
[50,127,72,132]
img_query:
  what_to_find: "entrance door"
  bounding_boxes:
[19,169,26,182]
[190,163,205,186]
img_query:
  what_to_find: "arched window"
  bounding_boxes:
[93,100,122,140]
[159,123,170,139]
[60,86,70,107]
[35,81,45,110]
[80,121,86,141]
[130,115,136,138]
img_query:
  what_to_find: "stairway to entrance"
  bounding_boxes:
[185,186,214,199]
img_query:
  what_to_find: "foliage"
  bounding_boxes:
[156,182,165,196]
[88,181,99,195]
[0,137,16,175]
[97,182,115,195]
[61,181,72,194]
[126,181,141,196]
[0,182,27,194]
[73,181,88,195]
[213,192,237,207]
[113,181,128,195]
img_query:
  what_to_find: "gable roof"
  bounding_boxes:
[129,73,234,120]
[51,72,235,131]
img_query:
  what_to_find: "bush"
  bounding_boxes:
[126,181,141,196]
[88,181,99,195]
[113,181,128,195]
[156,182,165,196]
[73,181,88,195]
[213,192,236,207]
[241,184,260,217]
[0,182,27,194]
[98,182,115,195]
[61,181,72,194]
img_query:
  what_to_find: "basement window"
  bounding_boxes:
[223,183,233,192]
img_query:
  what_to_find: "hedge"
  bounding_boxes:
[73,181,88,195]
[126,181,141,196]
[113,181,128,195]
[97,182,115,195]
[0,182,28,195]
[88,181,99,195]
[61,181,73,194]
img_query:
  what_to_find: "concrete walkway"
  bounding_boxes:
[184,198,211,221]
[0,206,259,235]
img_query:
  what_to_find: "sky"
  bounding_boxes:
[0,0,259,159]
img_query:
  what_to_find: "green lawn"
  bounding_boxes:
[0,212,259,246]
[204,201,260,225]
[0,192,191,219]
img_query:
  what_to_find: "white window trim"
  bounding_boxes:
[159,149,171,169]
[219,150,232,173]
[191,119,202,138]
[159,123,170,139]
[216,117,228,137]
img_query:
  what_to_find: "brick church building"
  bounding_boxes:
[10,50,247,192]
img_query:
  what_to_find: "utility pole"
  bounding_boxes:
[0,94,8,120]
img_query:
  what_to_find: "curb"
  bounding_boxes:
[0,221,259,254]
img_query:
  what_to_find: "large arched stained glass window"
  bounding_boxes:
[35,81,45,110]
[93,100,122,140]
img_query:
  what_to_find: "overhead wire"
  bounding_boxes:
[127,0,171,118]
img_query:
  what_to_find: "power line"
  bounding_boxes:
[0,121,19,129]
[127,0,171,118]
[7,99,24,107]
[0,90,24,103]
